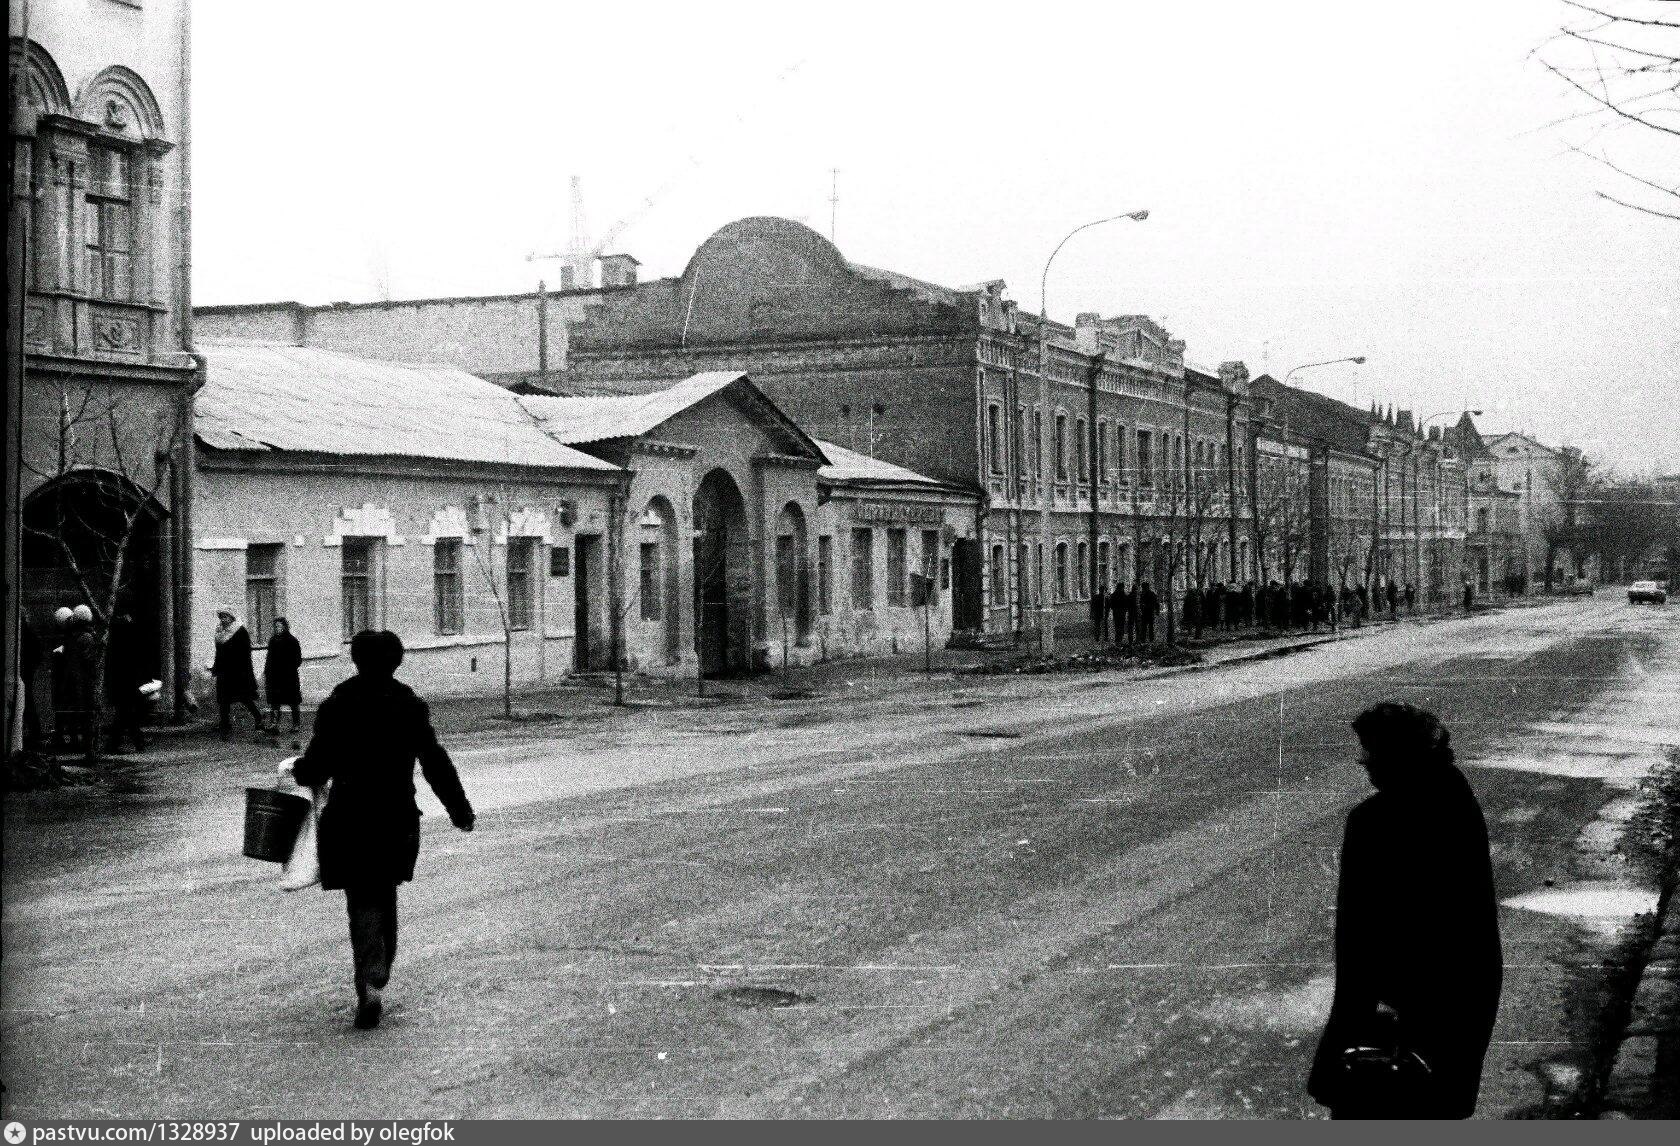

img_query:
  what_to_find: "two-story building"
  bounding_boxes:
[8,1,196,743]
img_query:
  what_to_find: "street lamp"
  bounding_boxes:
[1262,357,1367,587]
[1035,209,1149,654]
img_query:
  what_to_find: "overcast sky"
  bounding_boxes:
[194,0,1680,474]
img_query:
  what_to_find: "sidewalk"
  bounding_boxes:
[100,589,1560,766]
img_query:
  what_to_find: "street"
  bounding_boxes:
[3,597,1676,1118]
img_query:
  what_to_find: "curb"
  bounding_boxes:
[1600,886,1679,1118]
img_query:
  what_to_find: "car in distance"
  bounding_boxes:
[1564,575,1595,596]
[1628,580,1668,605]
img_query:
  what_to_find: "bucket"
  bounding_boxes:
[243,786,311,862]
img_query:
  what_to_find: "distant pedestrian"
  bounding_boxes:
[1091,582,1110,644]
[1242,581,1256,629]
[1116,582,1137,647]
[1138,582,1159,645]
[1185,585,1204,640]
[1386,579,1399,617]
[264,617,305,733]
[56,605,98,753]
[1356,582,1370,622]
[1309,702,1502,1119]
[1210,582,1228,633]
[1404,582,1417,613]
[287,630,475,1031]
[1462,579,1474,613]
[211,608,264,739]
[105,611,148,753]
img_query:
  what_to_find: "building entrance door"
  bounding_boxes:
[951,539,983,630]
[692,469,749,677]
[573,534,599,671]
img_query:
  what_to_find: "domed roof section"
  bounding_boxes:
[570,216,975,353]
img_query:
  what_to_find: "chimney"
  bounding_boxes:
[1218,360,1250,395]
[599,254,640,288]
[558,264,578,291]
[1428,425,1441,441]
[1397,409,1414,432]
[1074,312,1102,353]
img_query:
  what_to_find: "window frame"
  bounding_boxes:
[433,537,464,636]
[84,144,135,302]
[886,527,908,608]
[506,536,537,631]
[245,543,283,647]
[340,537,378,642]
[850,527,875,611]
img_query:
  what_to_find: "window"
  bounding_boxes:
[507,537,536,630]
[1096,422,1109,483]
[1476,507,1489,532]
[1115,425,1127,481]
[433,539,464,635]
[775,533,797,621]
[990,544,1006,606]
[1054,414,1068,480]
[987,405,1003,473]
[1077,541,1089,598]
[246,544,282,644]
[640,541,664,622]
[921,529,940,584]
[850,528,874,610]
[1035,544,1044,605]
[817,535,833,616]
[341,538,376,641]
[1033,410,1044,478]
[85,146,133,300]
[887,527,908,607]
[1097,540,1110,593]
[1076,418,1088,483]
[1137,430,1154,485]
[1054,542,1069,602]
[1013,406,1027,475]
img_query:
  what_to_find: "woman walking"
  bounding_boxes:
[211,608,264,738]
[287,631,475,1030]
[1308,702,1502,1119]
[263,617,304,732]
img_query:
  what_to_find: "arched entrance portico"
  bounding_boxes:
[21,469,169,702]
[692,468,751,677]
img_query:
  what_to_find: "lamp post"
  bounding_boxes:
[1258,356,1366,591]
[1034,209,1148,653]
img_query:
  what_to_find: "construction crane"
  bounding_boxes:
[528,168,693,289]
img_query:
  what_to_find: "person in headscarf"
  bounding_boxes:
[287,630,475,1031]
[263,617,305,732]
[1309,702,1502,1119]
[211,608,263,738]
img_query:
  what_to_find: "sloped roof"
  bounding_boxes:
[522,371,826,461]
[848,262,970,308]
[815,440,966,491]
[1250,373,1377,456]
[195,341,617,472]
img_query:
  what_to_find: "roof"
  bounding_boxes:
[1250,373,1377,456]
[815,440,966,491]
[848,262,970,308]
[522,371,827,461]
[195,341,618,472]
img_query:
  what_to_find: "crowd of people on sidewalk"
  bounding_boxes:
[1087,574,1475,646]
[20,605,307,757]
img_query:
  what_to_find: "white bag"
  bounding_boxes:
[277,763,329,891]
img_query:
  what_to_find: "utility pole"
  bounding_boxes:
[829,168,839,243]
[536,280,549,392]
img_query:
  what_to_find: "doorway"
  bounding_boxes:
[573,534,600,671]
[951,539,983,630]
[692,469,749,677]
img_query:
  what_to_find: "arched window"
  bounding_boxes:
[1054,541,1069,602]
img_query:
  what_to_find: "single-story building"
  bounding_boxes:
[192,341,622,702]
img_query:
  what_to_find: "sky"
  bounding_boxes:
[193,0,1680,475]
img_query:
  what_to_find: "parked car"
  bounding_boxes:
[1628,580,1668,605]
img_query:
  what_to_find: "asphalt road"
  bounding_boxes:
[4,596,1676,1118]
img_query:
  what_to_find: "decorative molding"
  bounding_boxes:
[421,505,473,544]
[73,65,166,142]
[327,502,400,546]
[195,537,248,551]
[504,505,552,542]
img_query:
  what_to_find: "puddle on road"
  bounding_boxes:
[1467,753,1654,788]
[1503,881,1659,937]
[1192,975,1334,1035]
[715,985,812,1009]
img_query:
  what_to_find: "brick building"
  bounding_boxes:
[8,0,197,746]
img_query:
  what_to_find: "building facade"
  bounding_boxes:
[8,1,196,749]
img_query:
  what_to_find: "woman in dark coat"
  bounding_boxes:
[1309,702,1502,1119]
[263,617,304,731]
[289,630,475,1030]
[211,608,263,738]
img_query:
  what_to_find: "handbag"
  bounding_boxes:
[1336,1007,1433,1109]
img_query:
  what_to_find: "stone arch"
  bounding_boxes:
[773,501,810,646]
[21,468,169,683]
[12,39,71,117]
[75,65,166,142]
[691,468,751,677]
[640,495,682,663]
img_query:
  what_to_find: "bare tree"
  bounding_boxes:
[1577,481,1676,580]
[22,381,181,760]
[1535,1,1680,221]
[1536,449,1597,589]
